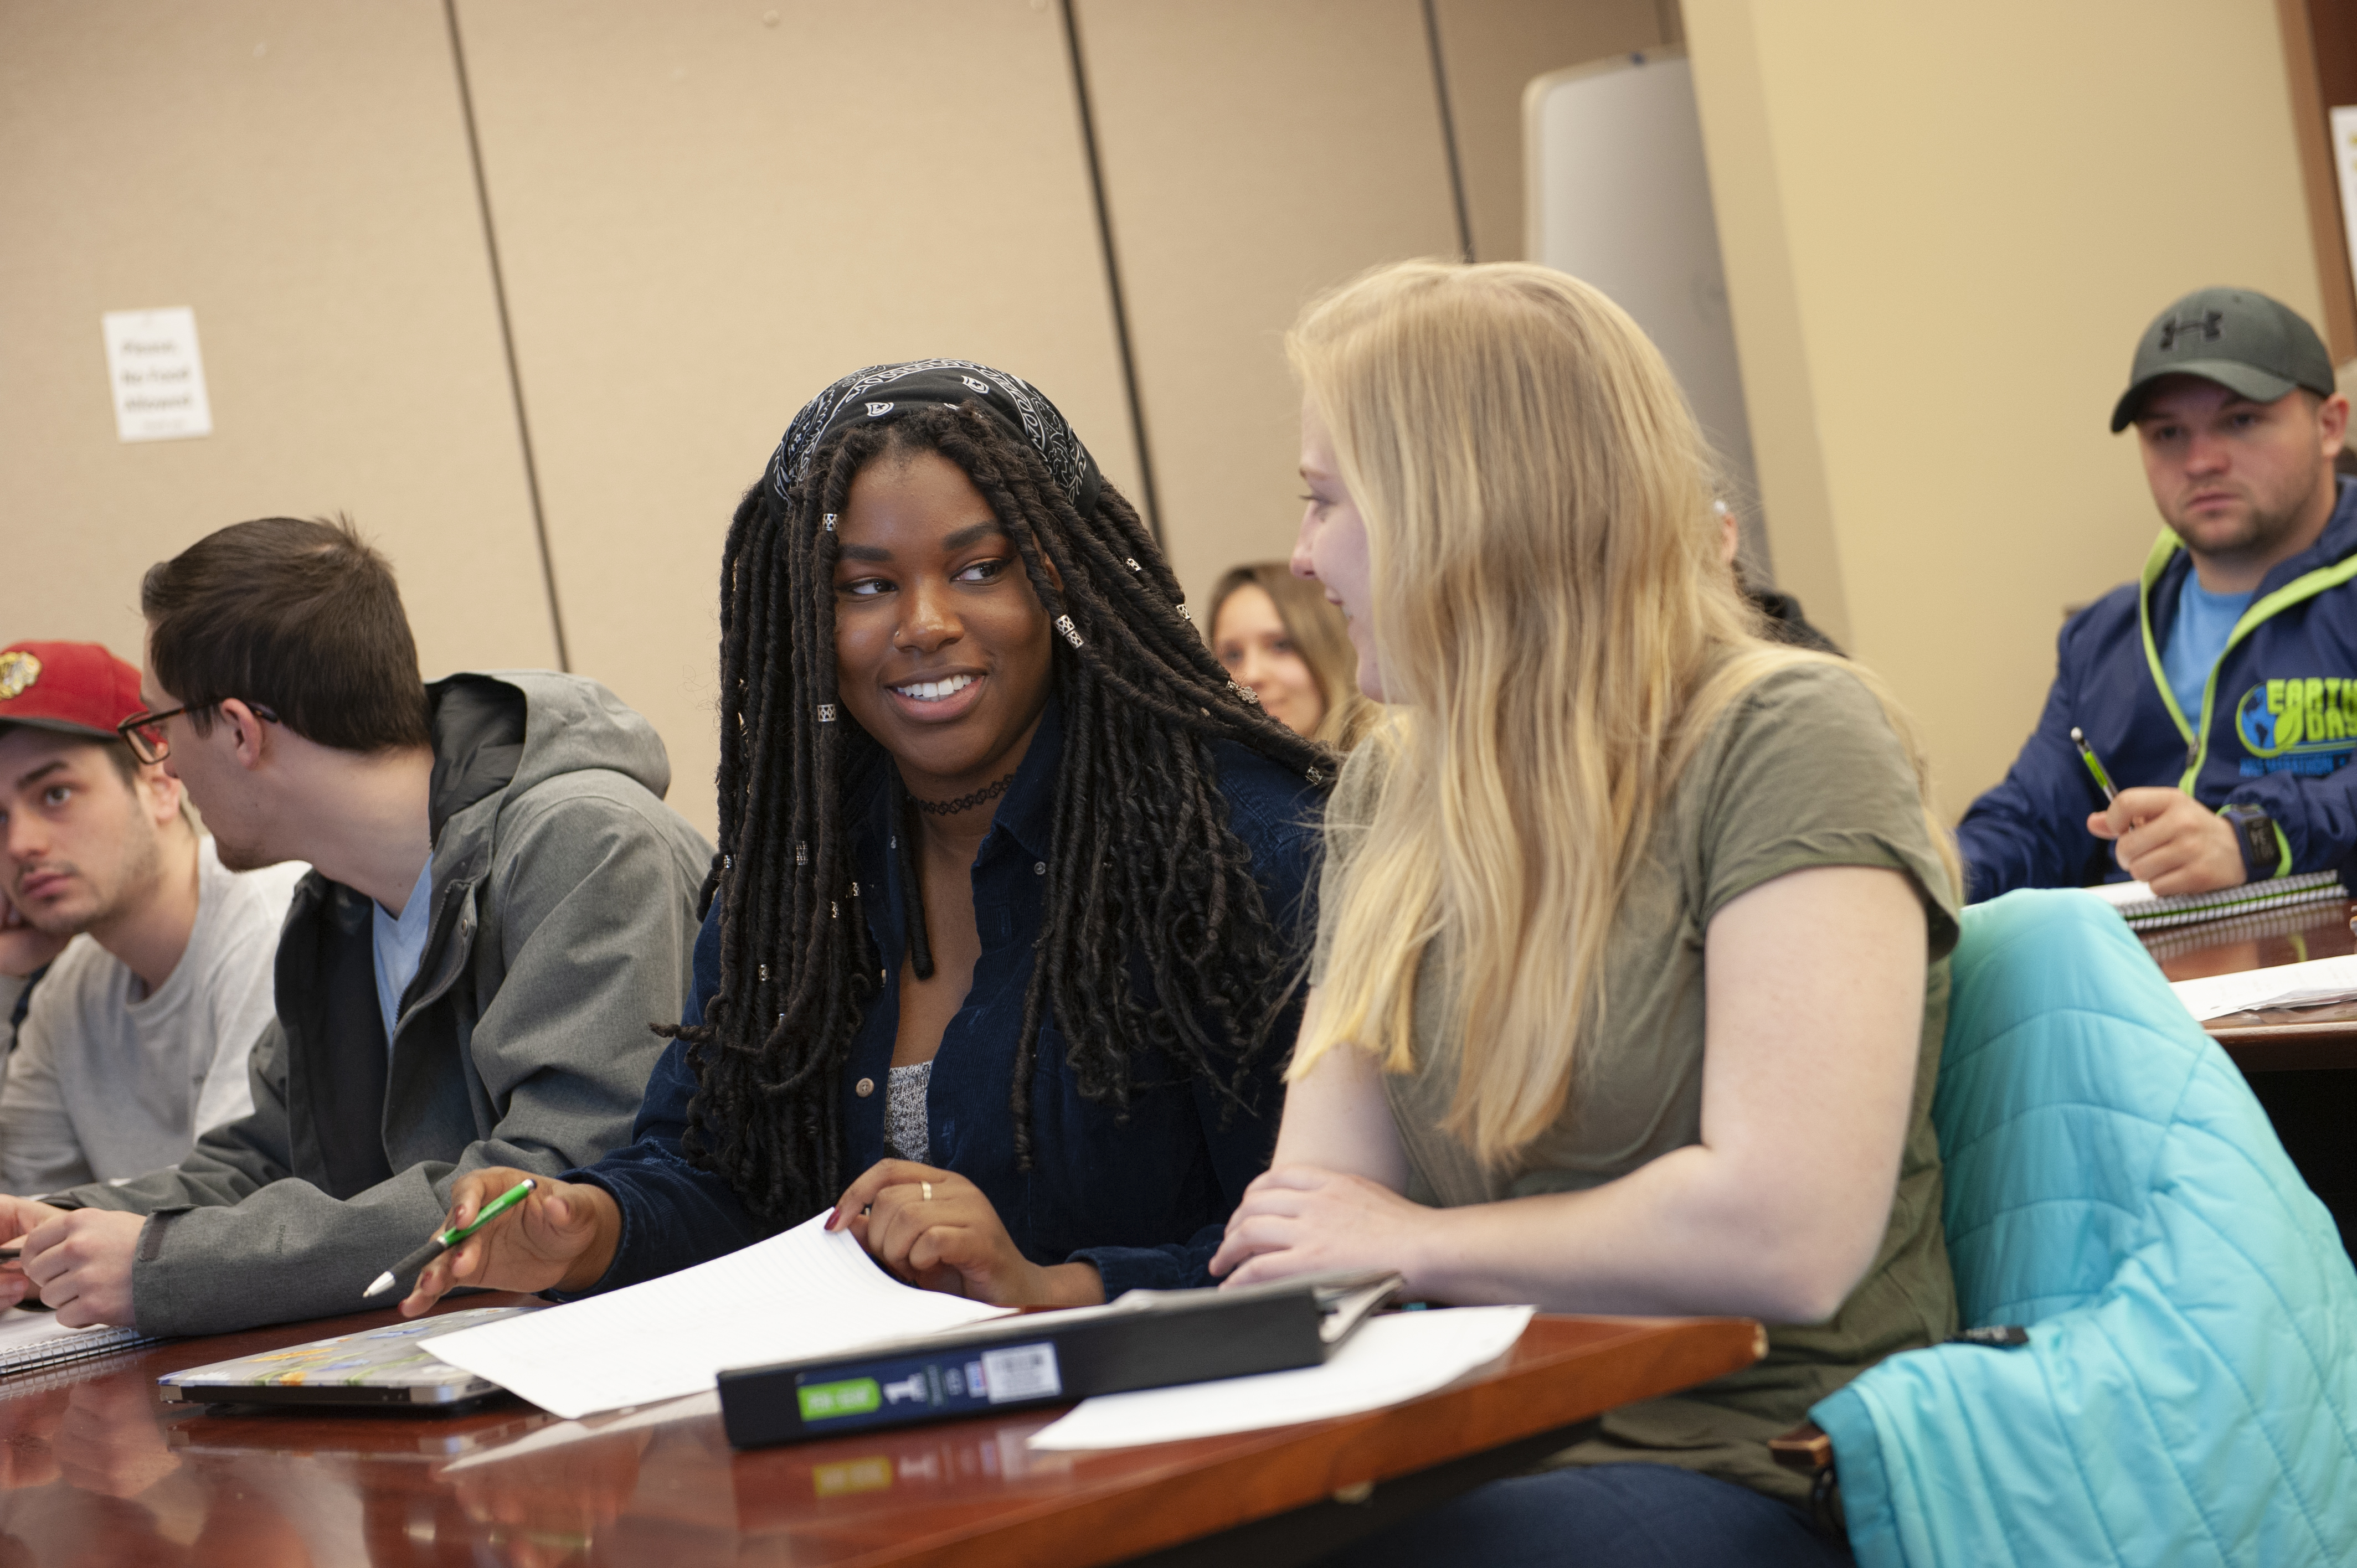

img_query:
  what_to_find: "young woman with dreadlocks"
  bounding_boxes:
[399,362,1329,1315]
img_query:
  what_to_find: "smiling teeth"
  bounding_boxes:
[894,674,976,702]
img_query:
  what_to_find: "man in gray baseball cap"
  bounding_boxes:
[1957,287,2351,902]
[2109,286,2339,431]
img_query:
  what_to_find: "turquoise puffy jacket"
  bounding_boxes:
[1814,890,2357,1566]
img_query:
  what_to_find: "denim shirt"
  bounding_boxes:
[569,698,1321,1298]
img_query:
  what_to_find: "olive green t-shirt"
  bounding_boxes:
[1310,661,1960,1507]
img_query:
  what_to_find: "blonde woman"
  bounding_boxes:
[1208,262,1960,1566]
[1208,562,1378,749]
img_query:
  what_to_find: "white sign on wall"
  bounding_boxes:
[2334,106,2357,323]
[100,307,212,442]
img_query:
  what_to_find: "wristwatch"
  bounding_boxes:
[2218,802,2279,880]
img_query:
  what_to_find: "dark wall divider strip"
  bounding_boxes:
[1059,0,1166,548]
[442,0,572,670]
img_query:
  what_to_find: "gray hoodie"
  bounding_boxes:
[55,671,713,1336]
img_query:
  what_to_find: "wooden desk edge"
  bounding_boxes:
[871,1314,1763,1568]
[2201,1019,2357,1071]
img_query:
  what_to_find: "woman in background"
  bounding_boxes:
[1210,563,1377,750]
[1212,261,1960,1566]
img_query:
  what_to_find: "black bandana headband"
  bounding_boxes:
[766,359,1103,519]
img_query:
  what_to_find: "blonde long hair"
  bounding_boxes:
[1289,260,1956,1166]
[1209,562,1381,751]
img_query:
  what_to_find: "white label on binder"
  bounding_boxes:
[101,308,213,442]
[979,1343,1061,1402]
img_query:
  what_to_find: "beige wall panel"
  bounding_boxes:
[0,0,553,683]
[454,0,1138,842]
[1685,0,2328,822]
[1077,0,1461,618]
[1431,0,1666,262]
[1680,1,1849,645]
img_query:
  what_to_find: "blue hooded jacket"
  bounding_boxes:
[1957,476,2357,902]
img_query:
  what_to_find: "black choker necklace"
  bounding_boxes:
[910,771,1019,816]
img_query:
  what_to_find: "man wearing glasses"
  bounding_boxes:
[0,518,711,1335]
[0,641,303,1192]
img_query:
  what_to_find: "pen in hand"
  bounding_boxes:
[2070,726,2118,804]
[362,1177,536,1300]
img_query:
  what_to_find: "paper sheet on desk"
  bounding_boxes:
[424,1214,1009,1419]
[2169,954,2357,1021]
[1026,1305,1535,1451]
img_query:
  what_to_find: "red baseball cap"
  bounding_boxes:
[0,642,146,743]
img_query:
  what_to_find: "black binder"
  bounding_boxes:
[717,1270,1401,1448]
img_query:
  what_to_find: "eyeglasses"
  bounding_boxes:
[115,701,280,765]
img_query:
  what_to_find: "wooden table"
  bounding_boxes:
[2143,895,2357,1071]
[0,1299,1761,1567]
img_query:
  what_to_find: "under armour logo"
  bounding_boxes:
[960,375,990,394]
[866,401,894,416]
[2158,311,2224,350]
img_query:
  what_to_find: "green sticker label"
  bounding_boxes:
[797,1378,882,1421]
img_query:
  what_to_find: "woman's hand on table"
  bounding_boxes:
[1208,1164,1437,1290]
[828,1160,1102,1308]
[398,1167,620,1317]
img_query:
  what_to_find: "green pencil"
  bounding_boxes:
[362,1177,536,1299]
[2069,726,2118,803]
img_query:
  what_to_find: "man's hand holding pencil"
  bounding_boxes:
[2072,727,2247,896]
[2088,787,2247,895]
[397,1168,621,1318]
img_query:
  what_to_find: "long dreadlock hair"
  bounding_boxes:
[670,398,1332,1229]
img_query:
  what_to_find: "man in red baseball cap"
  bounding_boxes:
[0,641,303,1196]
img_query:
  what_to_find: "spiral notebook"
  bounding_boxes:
[2084,870,2345,931]
[0,1306,161,1376]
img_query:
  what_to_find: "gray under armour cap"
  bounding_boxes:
[2111,286,2335,432]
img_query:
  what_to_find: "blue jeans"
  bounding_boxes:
[1319,1463,1852,1568]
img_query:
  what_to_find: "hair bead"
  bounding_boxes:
[816,703,837,723]
[1056,615,1084,648]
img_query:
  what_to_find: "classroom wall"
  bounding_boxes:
[7,2,2332,842]
[0,0,1661,842]
[1433,0,1673,266]
[1682,0,2333,822]
[0,1,559,685]
[1078,0,1462,611]
[449,0,1141,834]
